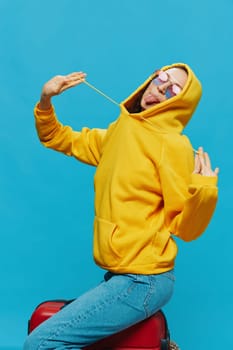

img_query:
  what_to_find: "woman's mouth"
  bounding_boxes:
[144,94,160,105]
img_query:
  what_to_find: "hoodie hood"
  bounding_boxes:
[120,63,202,134]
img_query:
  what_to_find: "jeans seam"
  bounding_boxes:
[143,276,154,318]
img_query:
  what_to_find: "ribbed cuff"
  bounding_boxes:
[191,173,218,186]
[34,102,54,117]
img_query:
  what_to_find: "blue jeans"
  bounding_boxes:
[23,270,175,350]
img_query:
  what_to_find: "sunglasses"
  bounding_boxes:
[152,71,182,99]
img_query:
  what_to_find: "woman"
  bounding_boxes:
[24,63,218,349]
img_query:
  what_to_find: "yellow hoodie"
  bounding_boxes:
[34,63,218,274]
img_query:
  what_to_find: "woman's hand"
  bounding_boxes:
[39,71,86,110]
[193,147,219,177]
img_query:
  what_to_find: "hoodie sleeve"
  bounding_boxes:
[158,135,218,242]
[34,103,107,166]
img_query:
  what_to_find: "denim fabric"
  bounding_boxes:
[24,270,175,350]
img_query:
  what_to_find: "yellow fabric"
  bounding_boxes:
[34,63,218,274]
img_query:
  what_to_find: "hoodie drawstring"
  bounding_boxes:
[83,80,198,154]
[83,80,120,107]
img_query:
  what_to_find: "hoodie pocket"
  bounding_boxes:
[93,216,121,267]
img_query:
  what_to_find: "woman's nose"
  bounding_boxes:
[157,82,170,95]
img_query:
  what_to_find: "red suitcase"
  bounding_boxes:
[28,299,179,350]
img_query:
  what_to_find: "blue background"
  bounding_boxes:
[0,0,232,349]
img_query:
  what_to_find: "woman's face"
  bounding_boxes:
[140,67,188,110]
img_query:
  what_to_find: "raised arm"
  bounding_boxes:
[34,72,107,166]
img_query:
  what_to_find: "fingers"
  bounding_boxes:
[193,154,201,174]
[198,148,205,172]
[214,167,220,176]
[66,71,86,78]
[59,72,87,93]
[65,72,87,83]
[199,148,211,174]
[203,151,211,169]
[41,71,87,97]
[194,147,206,175]
[194,146,219,177]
